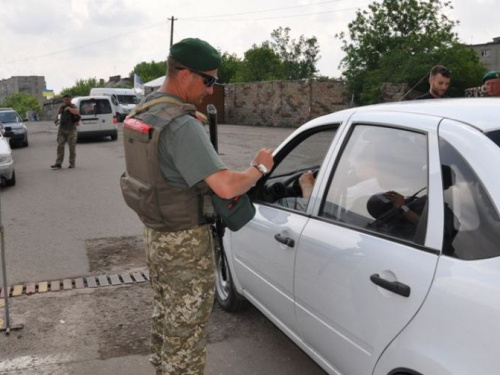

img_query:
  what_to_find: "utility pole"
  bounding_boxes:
[168,16,177,47]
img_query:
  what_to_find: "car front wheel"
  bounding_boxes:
[214,233,248,312]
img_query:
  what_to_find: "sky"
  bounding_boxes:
[1,0,499,94]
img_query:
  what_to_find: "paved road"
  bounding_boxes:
[1,121,295,285]
[0,121,329,375]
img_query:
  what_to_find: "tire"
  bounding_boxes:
[23,138,29,147]
[5,171,16,186]
[111,133,118,141]
[214,233,249,312]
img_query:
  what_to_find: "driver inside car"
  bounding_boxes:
[276,170,316,211]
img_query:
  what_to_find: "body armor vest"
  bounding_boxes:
[120,96,214,232]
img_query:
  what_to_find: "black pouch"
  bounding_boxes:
[212,194,256,231]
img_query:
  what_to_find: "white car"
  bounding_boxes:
[72,96,118,141]
[0,128,15,186]
[216,98,500,375]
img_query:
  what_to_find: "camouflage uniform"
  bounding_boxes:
[55,129,77,167]
[144,224,215,375]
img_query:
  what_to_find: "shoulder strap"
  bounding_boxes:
[129,96,184,118]
[129,96,208,124]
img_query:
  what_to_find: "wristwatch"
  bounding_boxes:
[400,205,410,214]
[251,162,268,176]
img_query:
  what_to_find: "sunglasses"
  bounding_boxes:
[176,67,218,87]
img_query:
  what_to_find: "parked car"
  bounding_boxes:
[216,98,500,375]
[71,96,118,141]
[0,108,28,147]
[0,129,15,186]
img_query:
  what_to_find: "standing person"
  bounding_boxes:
[483,71,500,97]
[121,38,273,375]
[51,94,79,169]
[415,65,451,99]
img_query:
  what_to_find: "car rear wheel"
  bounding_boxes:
[5,171,16,186]
[214,233,249,312]
[111,133,118,141]
[23,138,28,147]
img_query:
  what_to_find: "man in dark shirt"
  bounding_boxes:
[415,65,451,99]
[52,94,80,169]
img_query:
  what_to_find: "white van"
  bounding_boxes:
[72,96,118,141]
[89,88,139,122]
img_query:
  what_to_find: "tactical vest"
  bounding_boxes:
[120,96,214,232]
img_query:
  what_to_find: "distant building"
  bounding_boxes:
[0,76,46,105]
[470,37,500,72]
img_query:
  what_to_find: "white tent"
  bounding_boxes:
[144,76,165,89]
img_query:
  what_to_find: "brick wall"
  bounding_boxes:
[224,79,349,127]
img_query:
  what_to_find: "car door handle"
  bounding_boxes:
[274,234,295,248]
[370,274,411,297]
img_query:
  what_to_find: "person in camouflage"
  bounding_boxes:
[51,94,80,169]
[131,38,274,375]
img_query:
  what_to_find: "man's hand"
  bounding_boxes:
[251,148,274,172]
[299,171,315,199]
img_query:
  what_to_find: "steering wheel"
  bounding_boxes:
[268,168,319,201]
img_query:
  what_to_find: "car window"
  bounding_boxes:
[320,125,428,245]
[486,129,500,148]
[117,95,138,105]
[439,138,500,260]
[80,99,112,115]
[0,111,19,123]
[255,126,338,211]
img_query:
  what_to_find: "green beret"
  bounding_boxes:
[169,38,221,71]
[483,71,500,83]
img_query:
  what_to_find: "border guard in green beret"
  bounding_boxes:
[120,38,274,375]
[483,71,500,97]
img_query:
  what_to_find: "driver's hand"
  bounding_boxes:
[384,191,405,209]
[299,171,315,199]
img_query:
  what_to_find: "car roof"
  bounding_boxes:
[72,96,112,101]
[307,98,500,133]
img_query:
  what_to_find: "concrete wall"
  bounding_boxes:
[224,79,349,127]
[0,76,46,105]
[42,98,64,121]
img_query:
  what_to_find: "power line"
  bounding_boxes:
[183,0,357,20]
[184,6,363,22]
[2,0,367,66]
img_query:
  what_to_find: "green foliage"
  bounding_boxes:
[60,78,103,97]
[220,27,321,83]
[239,42,284,82]
[337,0,487,104]
[270,27,320,80]
[218,52,243,84]
[129,60,166,84]
[1,92,41,118]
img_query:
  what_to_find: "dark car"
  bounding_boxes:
[0,109,29,147]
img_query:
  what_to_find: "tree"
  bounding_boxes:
[217,52,243,84]
[130,60,166,84]
[60,78,103,97]
[1,92,41,119]
[337,0,487,104]
[270,27,320,80]
[219,27,321,83]
[239,43,284,82]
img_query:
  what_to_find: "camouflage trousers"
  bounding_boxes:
[144,225,215,375]
[55,129,77,166]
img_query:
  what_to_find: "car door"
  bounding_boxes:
[294,112,444,375]
[229,125,339,333]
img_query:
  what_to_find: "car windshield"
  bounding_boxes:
[0,112,19,123]
[116,95,138,105]
[486,129,500,148]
